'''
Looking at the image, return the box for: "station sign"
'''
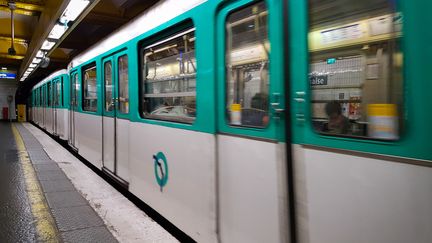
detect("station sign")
[0,72,16,79]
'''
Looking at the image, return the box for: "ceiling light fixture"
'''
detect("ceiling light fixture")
[60,0,90,24]
[21,0,93,81]
[32,58,41,64]
[41,40,56,50]
[49,23,68,39]
[36,50,44,58]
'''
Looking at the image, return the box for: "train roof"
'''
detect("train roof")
[70,0,206,69]
[32,69,68,90]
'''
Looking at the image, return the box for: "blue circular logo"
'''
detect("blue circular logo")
[153,152,168,191]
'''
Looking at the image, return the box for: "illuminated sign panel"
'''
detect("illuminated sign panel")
[0,72,16,79]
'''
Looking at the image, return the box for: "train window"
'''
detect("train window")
[308,0,403,140]
[72,73,79,108]
[225,1,270,128]
[54,81,59,106]
[42,86,45,107]
[61,77,64,106]
[104,61,113,112]
[82,65,97,112]
[118,55,129,114]
[47,82,52,107]
[140,28,196,123]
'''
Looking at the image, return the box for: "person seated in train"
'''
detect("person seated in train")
[241,92,269,127]
[324,101,350,134]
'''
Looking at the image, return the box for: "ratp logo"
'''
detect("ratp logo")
[153,152,168,192]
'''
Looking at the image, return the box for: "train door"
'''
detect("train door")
[69,72,78,149]
[102,51,129,184]
[216,1,289,243]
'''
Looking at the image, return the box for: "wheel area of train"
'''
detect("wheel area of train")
[0,121,177,242]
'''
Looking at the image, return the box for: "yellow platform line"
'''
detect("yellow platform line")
[11,123,60,243]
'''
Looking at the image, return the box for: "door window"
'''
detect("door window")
[104,61,113,112]
[225,1,270,128]
[83,65,98,112]
[61,77,64,106]
[71,73,79,108]
[308,0,403,140]
[55,81,61,106]
[118,55,129,114]
[47,82,52,107]
[57,80,61,106]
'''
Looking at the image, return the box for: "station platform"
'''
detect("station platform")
[0,121,177,242]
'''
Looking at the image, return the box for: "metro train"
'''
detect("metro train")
[28,0,432,242]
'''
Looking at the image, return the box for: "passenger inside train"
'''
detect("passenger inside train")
[323,101,350,134]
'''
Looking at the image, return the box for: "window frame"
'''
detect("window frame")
[216,0,284,141]
[47,81,52,107]
[71,72,79,109]
[103,60,114,113]
[224,0,271,129]
[81,63,98,113]
[60,76,64,107]
[286,0,430,162]
[117,54,129,114]
[43,85,46,107]
[139,26,198,124]
[305,0,404,141]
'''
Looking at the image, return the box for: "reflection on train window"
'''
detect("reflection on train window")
[47,82,52,107]
[104,61,113,112]
[308,0,403,140]
[118,55,129,114]
[226,1,270,128]
[141,28,196,123]
[83,65,97,112]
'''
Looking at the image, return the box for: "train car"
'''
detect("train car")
[30,69,69,140]
[29,0,432,242]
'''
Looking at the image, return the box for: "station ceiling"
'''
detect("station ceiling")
[0,0,159,101]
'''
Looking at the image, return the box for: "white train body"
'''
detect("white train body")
[29,0,432,242]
